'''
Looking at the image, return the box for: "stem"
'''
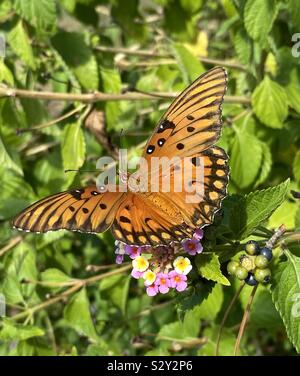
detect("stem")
[94,46,247,71]
[283,231,300,244]
[215,282,245,356]
[86,262,129,272]
[265,224,286,249]
[11,264,131,321]
[234,285,258,356]
[24,141,59,157]
[0,236,22,257]
[16,105,86,134]
[0,86,251,105]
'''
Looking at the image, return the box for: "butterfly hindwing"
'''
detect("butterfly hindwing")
[111,193,193,246]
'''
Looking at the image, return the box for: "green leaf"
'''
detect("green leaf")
[250,289,283,329]
[64,288,98,341]
[239,284,283,330]
[193,283,224,321]
[0,0,12,18]
[252,76,288,129]
[85,341,113,356]
[176,282,214,312]
[254,142,272,187]
[293,150,300,186]
[198,328,237,356]
[60,0,77,13]
[100,69,122,131]
[0,319,44,341]
[7,20,36,69]
[100,274,124,291]
[52,32,99,90]
[288,0,300,30]
[61,122,86,187]
[244,0,278,43]
[0,61,14,85]
[196,253,230,286]
[271,249,300,353]
[269,200,298,230]
[231,179,290,239]
[172,43,204,84]
[100,275,130,315]
[180,0,202,14]
[157,313,200,343]
[230,129,263,189]
[234,29,252,65]
[1,275,24,304]
[40,268,75,286]
[0,134,23,176]
[285,70,300,114]
[14,0,56,33]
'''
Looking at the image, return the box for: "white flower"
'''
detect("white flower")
[132,256,149,272]
[143,270,157,286]
[173,256,192,275]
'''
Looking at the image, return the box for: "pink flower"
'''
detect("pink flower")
[125,245,141,259]
[169,270,187,292]
[115,254,124,264]
[146,283,158,296]
[182,238,203,256]
[131,269,143,279]
[154,272,171,294]
[193,228,204,241]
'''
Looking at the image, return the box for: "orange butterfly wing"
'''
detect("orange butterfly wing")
[12,186,125,234]
[13,67,229,247]
[134,67,229,244]
[166,146,229,229]
[111,192,193,246]
[142,66,227,159]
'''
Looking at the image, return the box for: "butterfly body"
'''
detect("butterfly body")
[13,67,229,247]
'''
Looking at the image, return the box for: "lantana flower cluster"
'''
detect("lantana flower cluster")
[115,228,204,296]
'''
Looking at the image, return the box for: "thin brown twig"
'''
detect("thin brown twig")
[86,262,130,272]
[11,264,132,321]
[215,282,245,356]
[234,284,258,356]
[0,236,22,257]
[24,141,59,156]
[16,105,86,134]
[0,85,251,105]
[94,46,247,71]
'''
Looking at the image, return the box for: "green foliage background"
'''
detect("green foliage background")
[0,0,300,356]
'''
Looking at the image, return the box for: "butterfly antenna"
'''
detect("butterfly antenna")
[234,285,258,356]
[64,169,99,173]
[119,128,125,148]
[118,128,127,178]
[215,282,245,356]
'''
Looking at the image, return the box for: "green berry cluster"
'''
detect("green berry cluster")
[227,241,273,286]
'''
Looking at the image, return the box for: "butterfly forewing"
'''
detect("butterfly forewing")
[142,67,227,159]
[12,186,125,234]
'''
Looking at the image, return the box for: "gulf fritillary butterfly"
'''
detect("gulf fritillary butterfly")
[12,67,229,247]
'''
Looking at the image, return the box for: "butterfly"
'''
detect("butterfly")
[12,67,229,247]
